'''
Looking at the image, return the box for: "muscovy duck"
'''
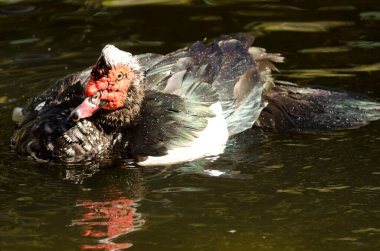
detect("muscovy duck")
[11,34,380,165]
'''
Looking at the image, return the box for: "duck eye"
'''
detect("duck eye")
[117,72,124,81]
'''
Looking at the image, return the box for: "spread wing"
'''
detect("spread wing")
[139,34,280,136]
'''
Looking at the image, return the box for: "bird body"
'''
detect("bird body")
[11,34,380,165]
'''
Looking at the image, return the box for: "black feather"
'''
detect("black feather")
[256,82,380,132]
[127,90,216,157]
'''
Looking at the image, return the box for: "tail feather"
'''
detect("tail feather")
[224,44,284,136]
[223,68,267,136]
[256,82,380,132]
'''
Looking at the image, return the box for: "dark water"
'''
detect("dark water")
[1,0,380,250]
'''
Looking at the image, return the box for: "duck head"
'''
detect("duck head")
[70,45,144,129]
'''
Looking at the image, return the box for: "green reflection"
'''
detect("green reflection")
[248,21,352,33]
[101,0,191,7]
[284,63,380,79]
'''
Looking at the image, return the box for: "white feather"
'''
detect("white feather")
[101,45,141,72]
[138,102,229,166]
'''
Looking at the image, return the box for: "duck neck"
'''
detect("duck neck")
[91,83,145,132]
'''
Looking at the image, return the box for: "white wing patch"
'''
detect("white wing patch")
[138,102,229,166]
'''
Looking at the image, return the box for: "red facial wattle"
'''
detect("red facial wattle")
[69,65,135,121]
[85,65,134,110]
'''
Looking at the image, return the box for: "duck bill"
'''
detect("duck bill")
[69,97,100,121]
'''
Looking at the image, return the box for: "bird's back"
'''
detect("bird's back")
[138,34,283,136]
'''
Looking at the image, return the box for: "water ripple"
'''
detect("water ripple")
[0,5,36,14]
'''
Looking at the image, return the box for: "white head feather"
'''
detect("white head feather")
[98,44,143,86]
[100,44,141,72]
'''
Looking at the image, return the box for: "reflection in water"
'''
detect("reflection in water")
[72,196,144,250]
[283,62,380,79]
[101,0,191,7]
[246,21,352,33]
[69,167,145,250]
